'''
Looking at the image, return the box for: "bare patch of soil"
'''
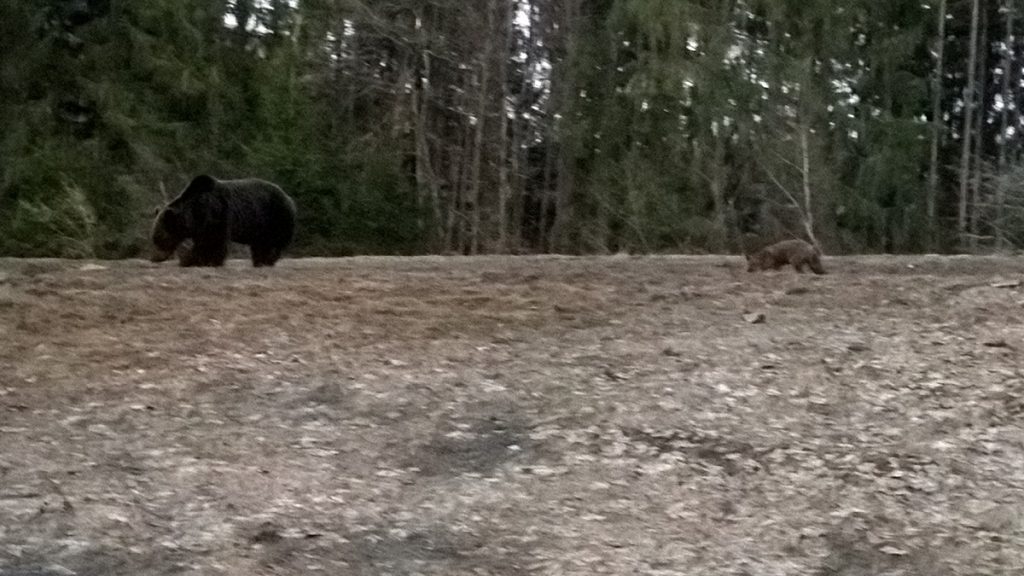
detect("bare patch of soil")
[2,255,1024,575]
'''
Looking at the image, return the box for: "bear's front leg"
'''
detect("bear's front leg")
[176,244,202,267]
[190,227,230,267]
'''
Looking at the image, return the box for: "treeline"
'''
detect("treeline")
[2,0,1024,257]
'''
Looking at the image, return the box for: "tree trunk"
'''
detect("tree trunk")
[456,119,475,254]
[413,42,444,249]
[800,121,819,248]
[496,0,514,252]
[996,0,1015,249]
[549,0,580,253]
[958,0,981,249]
[445,138,463,253]
[539,125,556,252]
[469,0,496,255]
[927,0,947,250]
[710,129,728,252]
[511,1,536,253]
[552,144,576,253]
[969,0,989,250]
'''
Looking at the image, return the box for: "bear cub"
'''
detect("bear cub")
[151,175,296,267]
[746,239,826,275]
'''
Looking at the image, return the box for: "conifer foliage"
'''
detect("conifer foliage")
[1,0,1021,256]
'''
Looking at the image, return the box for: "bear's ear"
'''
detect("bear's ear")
[152,207,161,217]
[181,174,217,199]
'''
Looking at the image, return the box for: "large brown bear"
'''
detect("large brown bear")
[151,175,296,267]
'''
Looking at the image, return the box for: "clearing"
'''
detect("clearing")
[1,255,1024,575]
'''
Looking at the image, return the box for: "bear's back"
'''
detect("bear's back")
[217,179,295,246]
[772,239,815,256]
[748,239,820,271]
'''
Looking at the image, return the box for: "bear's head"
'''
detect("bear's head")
[150,175,217,262]
[150,206,187,262]
[745,250,773,272]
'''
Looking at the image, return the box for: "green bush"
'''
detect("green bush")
[4,182,98,258]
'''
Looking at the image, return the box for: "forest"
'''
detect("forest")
[2,0,1023,258]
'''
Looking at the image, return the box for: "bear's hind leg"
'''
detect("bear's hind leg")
[251,245,282,267]
[266,247,282,266]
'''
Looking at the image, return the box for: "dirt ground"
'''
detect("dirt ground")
[2,255,1024,576]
